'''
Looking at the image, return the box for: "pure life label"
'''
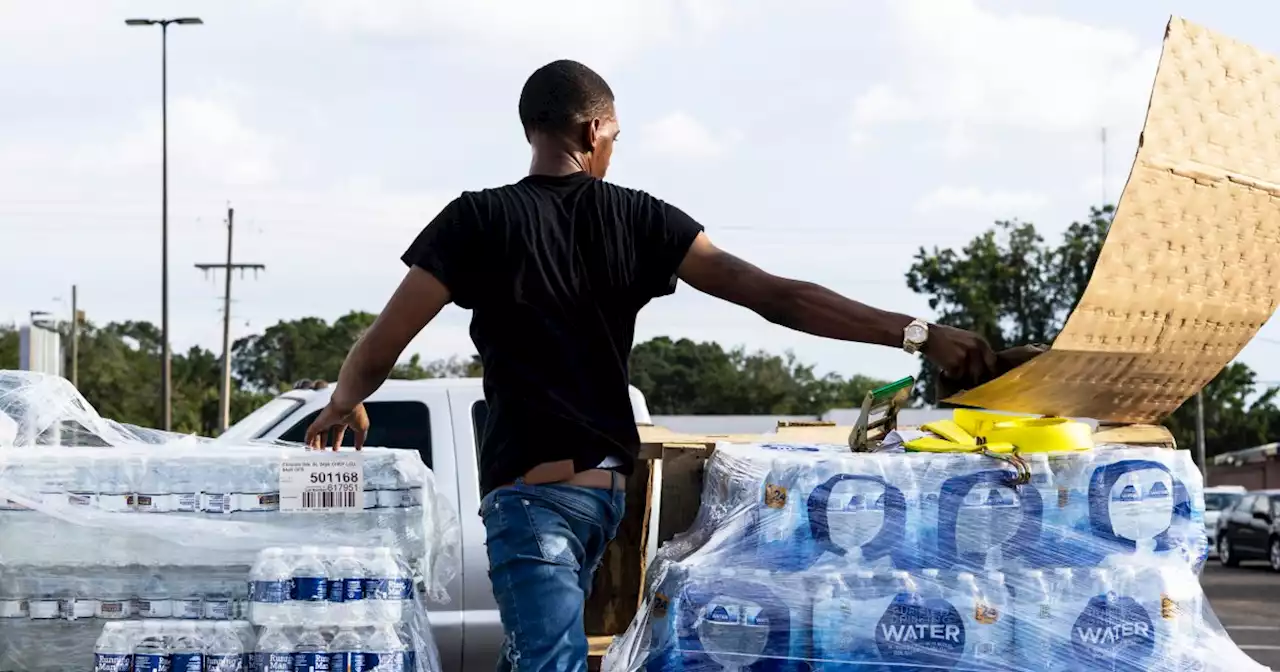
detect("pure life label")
[279,454,364,512]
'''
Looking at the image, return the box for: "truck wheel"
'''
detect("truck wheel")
[1270,538,1280,573]
[1220,537,1240,567]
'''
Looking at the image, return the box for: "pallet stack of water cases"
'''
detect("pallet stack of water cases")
[606,440,1267,672]
[0,372,459,672]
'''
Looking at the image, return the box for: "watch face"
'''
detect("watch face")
[906,324,928,343]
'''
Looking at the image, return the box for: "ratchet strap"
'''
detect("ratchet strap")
[902,409,1095,485]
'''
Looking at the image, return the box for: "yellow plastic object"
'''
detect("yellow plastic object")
[907,412,1094,454]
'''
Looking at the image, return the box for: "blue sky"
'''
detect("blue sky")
[3,0,1280,387]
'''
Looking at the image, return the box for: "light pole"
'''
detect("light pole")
[125,17,203,431]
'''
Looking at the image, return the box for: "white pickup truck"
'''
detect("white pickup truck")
[220,378,654,672]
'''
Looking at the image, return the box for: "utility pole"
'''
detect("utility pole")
[195,206,264,433]
[70,285,80,387]
[1195,390,1208,482]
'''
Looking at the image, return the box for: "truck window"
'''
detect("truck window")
[471,400,489,464]
[278,401,433,469]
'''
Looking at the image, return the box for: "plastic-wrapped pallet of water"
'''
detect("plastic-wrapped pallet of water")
[0,371,458,672]
[605,440,1267,671]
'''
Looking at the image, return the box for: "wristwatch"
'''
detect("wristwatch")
[903,319,930,355]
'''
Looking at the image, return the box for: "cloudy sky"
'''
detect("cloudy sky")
[4,0,1280,387]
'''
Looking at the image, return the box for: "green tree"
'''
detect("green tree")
[391,353,483,379]
[0,324,17,369]
[906,204,1277,457]
[629,336,886,415]
[232,312,377,392]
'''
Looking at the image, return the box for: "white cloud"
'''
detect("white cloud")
[851,0,1159,150]
[639,111,734,159]
[302,0,732,67]
[915,186,1048,215]
[73,95,279,187]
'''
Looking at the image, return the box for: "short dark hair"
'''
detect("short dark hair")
[519,60,615,137]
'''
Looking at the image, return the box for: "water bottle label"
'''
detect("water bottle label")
[135,598,174,618]
[293,652,331,672]
[875,596,966,668]
[251,580,290,604]
[69,491,98,507]
[202,492,232,514]
[172,653,204,672]
[98,494,135,512]
[136,493,174,513]
[365,578,412,600]
[376,488,414,509]
[404,651,415,671]
[174,492,199,512]
[207,654,245,672]
[174,598,204,619]
[292,577,328,602]
[96,599,129,619]
[133,653,172,672]
[94,653,134,672]
[344,578,365,602]
[0,599,29,618]
[239,492,281,512]
[256,653,293,672]
[1070,594,1155,667]
[204,598,232,620]
[29,599,60,619]
[362,653,404,672]
[61,597,99,620]
[329,652,364,672]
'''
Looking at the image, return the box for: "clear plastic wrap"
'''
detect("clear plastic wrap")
[606,441,1268,671]
[0,371,460,671]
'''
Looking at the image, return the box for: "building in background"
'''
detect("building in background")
[19,322,61,377]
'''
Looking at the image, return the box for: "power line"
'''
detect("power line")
[194,205,265,433]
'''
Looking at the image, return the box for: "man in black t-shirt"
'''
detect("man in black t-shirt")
[305,60,1001,671]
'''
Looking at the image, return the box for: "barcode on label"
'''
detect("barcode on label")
[302,491,357,509]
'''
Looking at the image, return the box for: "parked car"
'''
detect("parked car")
[220,378,655,672]
[1215,489,1280,572]
[1204,485,1247,557]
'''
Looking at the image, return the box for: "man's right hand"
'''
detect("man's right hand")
[921,324,998,388]
[303,401,370,451]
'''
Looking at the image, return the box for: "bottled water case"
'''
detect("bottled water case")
[0,372,459,672]
[605,441,1267,672]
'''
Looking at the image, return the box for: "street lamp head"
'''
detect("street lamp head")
[124,18,156,26]
[124,17,202,26]
[173,17,203,25]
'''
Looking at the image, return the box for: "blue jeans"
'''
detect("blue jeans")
[481,479,626,672]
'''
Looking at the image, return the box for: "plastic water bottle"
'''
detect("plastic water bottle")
[204,579,234,621]
[172,586,203,621]
[236,454,281,515]
[328,546,366,626]
[135,571,173,619]
[132,620,170,672]
[135,460,172,513]
[328,627,365,672]
[96,455,135,514]
[811,569,882,667]
[169,621,205,672]
[365,548,412,623]
[96,576,132,620]
[293,627,331,672]
[93,621,134,672]
[250,548,292,626]
[1011,570,1063,672]
[254,627,295,672]
[365,624,408,672]
[205,621,247,672]
[169,457,200,513]
[291,546,330,622]
[201,461,235,515]
[981,571,1013,667]
[396,622,417,672]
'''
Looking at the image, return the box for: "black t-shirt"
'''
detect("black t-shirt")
[401,172,704,494]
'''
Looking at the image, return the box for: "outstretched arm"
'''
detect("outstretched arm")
[305,267,450,450]
[331,267,451,411]
[676,232,996,383]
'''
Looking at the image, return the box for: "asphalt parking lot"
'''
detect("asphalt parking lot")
[1203,561,1280,670]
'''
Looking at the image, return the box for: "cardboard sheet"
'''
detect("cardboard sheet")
[947,17,1280,423]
